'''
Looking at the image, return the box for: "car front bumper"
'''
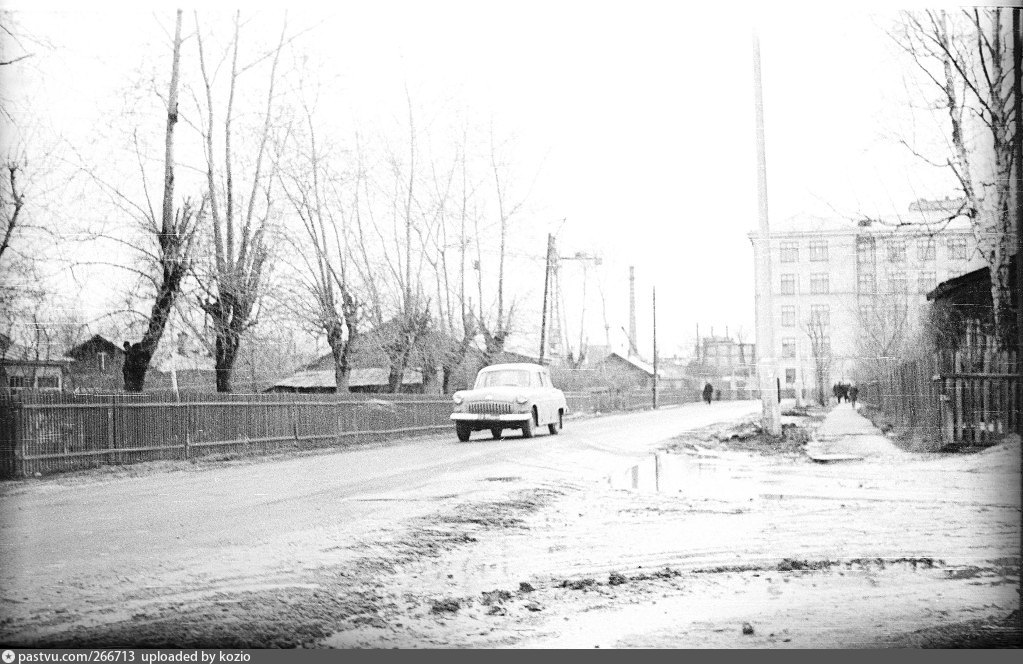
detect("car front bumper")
[450,413,531,422]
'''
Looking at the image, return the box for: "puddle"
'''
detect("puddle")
[607,452,759,501]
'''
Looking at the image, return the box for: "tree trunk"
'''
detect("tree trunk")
[326,319,351,393]
[214,330,240,393]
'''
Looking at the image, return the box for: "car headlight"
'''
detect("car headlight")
[515,395,528,405]
[453,394,464,405]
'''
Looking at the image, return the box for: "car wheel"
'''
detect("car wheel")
[522,408,536,438]
[548,410,563,435]
[491,427,503,440]
[456,422,471,442]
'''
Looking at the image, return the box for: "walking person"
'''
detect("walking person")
[702,382,714,405]
[848,384,859,409]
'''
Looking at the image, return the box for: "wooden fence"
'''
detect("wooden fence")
[0,387,715,478]
[860,347,1020,448]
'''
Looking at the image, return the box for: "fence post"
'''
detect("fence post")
[107,395,116,467]
[182,401,190,460]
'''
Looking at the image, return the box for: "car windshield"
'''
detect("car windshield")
[476,370,531,388]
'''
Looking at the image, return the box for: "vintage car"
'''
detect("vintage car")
[450,363,568,441]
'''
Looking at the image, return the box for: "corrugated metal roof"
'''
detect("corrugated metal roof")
[273,367,424,390]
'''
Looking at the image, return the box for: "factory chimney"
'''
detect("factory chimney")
[629,266,637,357]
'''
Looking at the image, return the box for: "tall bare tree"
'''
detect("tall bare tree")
[195,11,288,392]
[121,10,205,392]
[476,126,533,364]
[804,310,833,406]
[278,99,361,392]
[892,8,1017,347]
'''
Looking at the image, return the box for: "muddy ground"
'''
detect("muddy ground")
[1,403,1019,648]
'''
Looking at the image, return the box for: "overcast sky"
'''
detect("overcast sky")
[2,0,962,359]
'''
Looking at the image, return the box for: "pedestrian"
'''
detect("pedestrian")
[848,384,859,409]
[832,383,841,404]
[702,382,714,405]
[839,382,849,404]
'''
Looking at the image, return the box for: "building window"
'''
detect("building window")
[887,239,907,263]
[779,241,798,263]
[918,271,936,294]
[917,237,935,261]
[781,305,796,327]
[811,336,832,355]
[36,375,59,390]
[809,304,830,327]
[947,236,968,260]
[781,338,796,358]
[857,237,876,265]
[785,368,796,384]
[810,273,829,294]
[809,240,828,262]
[889,271,907,293]
[857,272,876,293]
[859,302,874,320]
[780,274,796,295]
[7,375,27,389]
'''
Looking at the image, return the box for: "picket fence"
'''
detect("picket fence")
[861,344,1020,448]
[0,387,710,478]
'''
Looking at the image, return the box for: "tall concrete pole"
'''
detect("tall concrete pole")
[652,286,658,409]
[1013,8,1022,436]
[752,29,782,435]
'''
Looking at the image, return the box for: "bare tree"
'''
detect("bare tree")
[194,11,288,392]
[120,10,205,392]
[278,98,361,392]
[891,8,1017,347]
[476,127,534,364]
[0,161,23,267]
[852,291,915,394]
[804,310,832,406]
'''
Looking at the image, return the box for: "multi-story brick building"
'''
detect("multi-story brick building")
[748,198,989,397]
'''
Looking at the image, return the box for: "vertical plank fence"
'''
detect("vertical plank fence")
[860,323,1020,449]
[0,386,732,478]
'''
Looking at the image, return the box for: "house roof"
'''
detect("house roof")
[272,367,424,390]
[68,334,123,360]
[926,252,1017,304]
[303,318,472,373]
[0,335,74,366]
[601,351,664,377]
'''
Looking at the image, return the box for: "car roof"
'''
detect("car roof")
[480,363,547,372]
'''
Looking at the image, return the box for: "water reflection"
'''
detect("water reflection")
[608,451,758,501]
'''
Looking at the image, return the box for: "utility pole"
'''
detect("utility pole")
[1014,8,1022,436]
[752,28,782,436]
[557,250,601,365]
[539,233,554,364]
[652,286,658,409]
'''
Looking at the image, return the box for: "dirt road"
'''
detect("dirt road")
[0,401,755,645]
[1,401,1019,648]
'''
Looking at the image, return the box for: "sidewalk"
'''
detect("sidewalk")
[804,402,907,459]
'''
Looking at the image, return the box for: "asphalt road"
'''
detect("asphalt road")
[0,400,759,639]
